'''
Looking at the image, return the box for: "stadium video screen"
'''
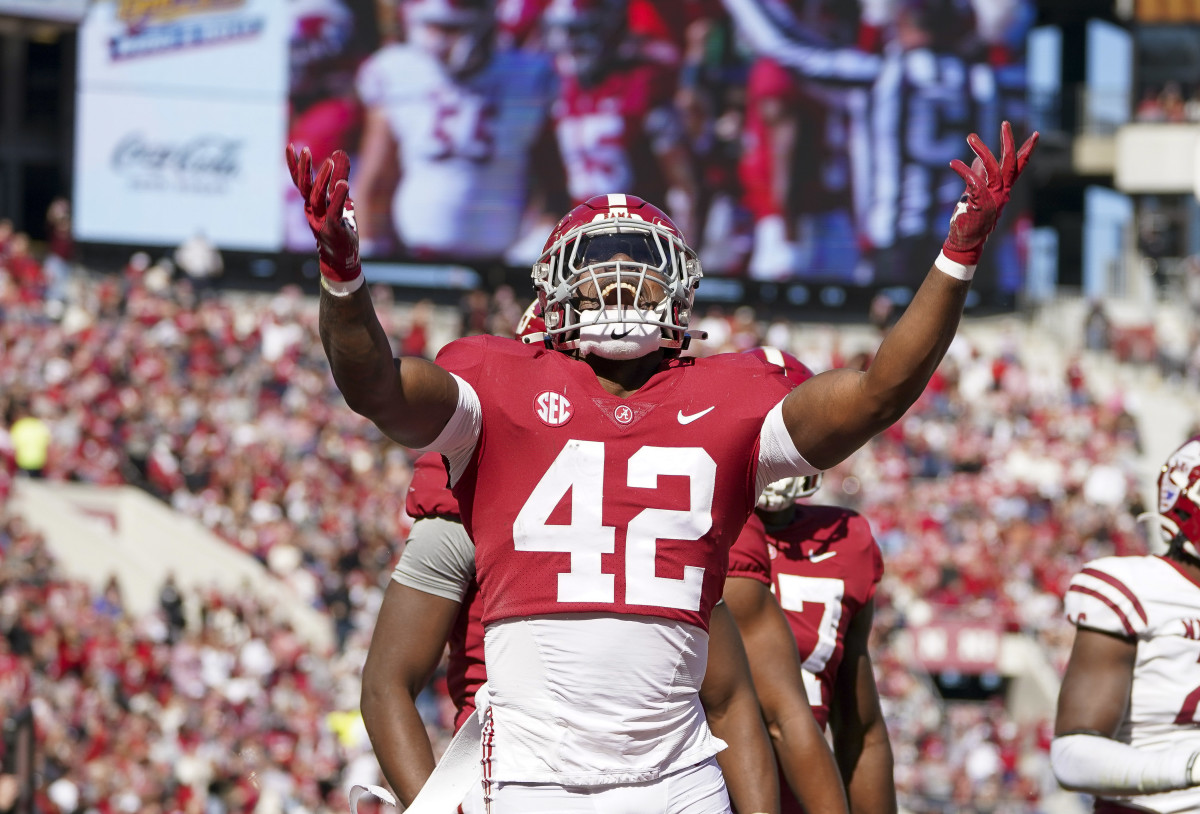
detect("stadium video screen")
[76,0,1035,293]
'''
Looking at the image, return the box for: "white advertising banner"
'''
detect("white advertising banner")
[0,0,88,21]
[74,89,287,250]
[78,0,288,98]
[76,0,290,249]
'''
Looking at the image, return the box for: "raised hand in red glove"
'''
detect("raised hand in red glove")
[285,144,362,293]
[938,121,1039,279]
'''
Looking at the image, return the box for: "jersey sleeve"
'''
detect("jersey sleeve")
[755,399,822,495]
[415,336,493,483]
[1064,558,1150,640]
[355,48,390,107]
[406,451,460,520]
[727,514,772,586]
[391,517,476,602]
[853,512,885,604]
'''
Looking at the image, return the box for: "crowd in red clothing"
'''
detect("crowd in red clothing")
[0,244,1169,811]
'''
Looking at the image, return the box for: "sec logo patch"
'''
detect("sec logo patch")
[534,391,573,427]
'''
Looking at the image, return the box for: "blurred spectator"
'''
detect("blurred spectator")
[1135,86,1166,122]
[1186,85,1200,122]
[1082,299,1111,352]
[1161,81,1187,122]
[173,230,224,298]
[42,197,73,306]
[44,197,72,263]
[3,234,44,305]
[8,403,50,479]
[159,572,187,643]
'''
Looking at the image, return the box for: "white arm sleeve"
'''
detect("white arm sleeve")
[412,373,481,486]
[721,0,881,82]
[1050,733,1200,795]
[391,517,477,602]
[756,399,822,496]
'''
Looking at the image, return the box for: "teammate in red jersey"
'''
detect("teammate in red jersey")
[1052,435,1200,813]
[288,119,1035,812]
[726,346,895,814]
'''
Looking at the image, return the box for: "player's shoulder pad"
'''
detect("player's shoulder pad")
[1065,555,1156,638]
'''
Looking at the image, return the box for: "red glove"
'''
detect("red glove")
[285,144,362,290]
[939,121,1039,277]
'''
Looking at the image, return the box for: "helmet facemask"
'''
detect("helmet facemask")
[757,474,823,513]
[533,215,702,357]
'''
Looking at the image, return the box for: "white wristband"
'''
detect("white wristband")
[934,251,976,281]
[320,273,365,297]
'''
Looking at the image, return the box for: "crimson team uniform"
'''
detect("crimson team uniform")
[1064,555,1200,814]
[728,505,883,813]
[419,334,812,799]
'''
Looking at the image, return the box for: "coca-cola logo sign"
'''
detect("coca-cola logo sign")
[111,134,242,192]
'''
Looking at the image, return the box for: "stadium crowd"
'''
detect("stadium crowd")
[0,227,1176,812]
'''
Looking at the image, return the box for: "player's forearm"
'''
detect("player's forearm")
[857,266,968,428]
[360,680,437,806]
[318,287,402,419]
[839,735,897,814]
[769,708,850,814]
[708,693,780,814]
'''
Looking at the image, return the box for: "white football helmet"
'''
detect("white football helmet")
[404,0,495,78]
[533,193,702,356]
[1141,435,1200,560]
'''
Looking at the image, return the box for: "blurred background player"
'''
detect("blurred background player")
[285,0,372,251]
[543,0,706,241]
[352,0,562,263]
[1052,434,1200,812]
[735,1,870,280]
[723,0,1002,286]
[862,0,999,286]
[725,346,896,814]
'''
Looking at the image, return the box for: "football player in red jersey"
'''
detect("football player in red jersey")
[287,119,1035,813]
[366,450,792,814]
[362,307,804,814]
[1052,435,1200,813]
[726,347,895,814]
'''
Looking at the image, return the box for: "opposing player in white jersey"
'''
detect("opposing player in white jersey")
[1053,435,1200,813]
[287,119,1036,812]
[352,0,560,261]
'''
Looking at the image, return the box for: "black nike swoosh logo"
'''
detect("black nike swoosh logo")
[612,328,633,339]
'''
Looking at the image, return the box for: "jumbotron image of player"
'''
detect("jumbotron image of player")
[286,119,1036,812]
[352,0,560,261]
[1053,434,1200,813]
[726,346,896,814]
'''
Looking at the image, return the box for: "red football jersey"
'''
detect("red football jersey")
[404,451,486,732]
[727,506,883,729]
[552,60,680,205]
[436,334,795,630]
